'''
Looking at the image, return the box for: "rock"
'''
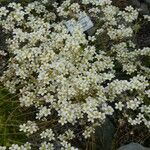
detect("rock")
[131,0,141,7]
[111,0,150,14]
[118,143,150,150]
[86,27,96,36]
[140,2,150,14]
[130,0,150,14]
[94,118,116,150]
[145,0,150,4]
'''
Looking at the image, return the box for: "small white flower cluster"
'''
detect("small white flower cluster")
[19,121,39,135]
[0,146,6,150]
[9,143,31,150]
[61,141,78,150]
[0,50,7,56]
[128,112,150,129]
[106,75,149,100]
[0,143,31,150]
[111,42,150,74]
[126,98,141,110]
[102,103,114,115]
[40,129,55,141]
[36,106,51,119]
[144,15,150,21]
[58,129,75,141]
[118,6,139,23]
[0,0,149,149]
[39,142,54,150]
[82,126,95,139]
[107,25,133,40]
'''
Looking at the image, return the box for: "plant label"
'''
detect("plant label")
[78,14,94,32]
[65,14,93,34]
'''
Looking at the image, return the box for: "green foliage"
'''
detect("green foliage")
[0,85,27,146]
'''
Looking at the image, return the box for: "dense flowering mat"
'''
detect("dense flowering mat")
[0,0,150,149]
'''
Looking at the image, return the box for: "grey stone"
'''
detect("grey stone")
[94,118,115,150]
[131,0,141,7]
[145,0,150,4]
[118,143,150,150]
[140,3,150,14]
[130,0,150,14]
[86,27,96,36]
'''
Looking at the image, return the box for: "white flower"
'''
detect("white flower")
[0,7,9,17]
[39,142,54,150]
[58,129,75,141]
[115,102,124,111]
[144,120,150,129]
[19,123,27,133]
[145,90,150,98]
[42,0,48,4]
[9,144,20,150]
[118,6,138,22]
[36,106,51,119]
[0,146,6,150]
[140,105,150,114]
[61,141,78,150]
[40,129,55,141]
[19,121,38,135]
[102,104,114,115]
[128,117,138,125]
[144,15,150,21]
[126,98,141,110]
[83,126,95,139]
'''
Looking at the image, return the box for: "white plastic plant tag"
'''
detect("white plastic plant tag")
[65,13,93,34]
[65,20,75,34]
[77,14,94,32]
